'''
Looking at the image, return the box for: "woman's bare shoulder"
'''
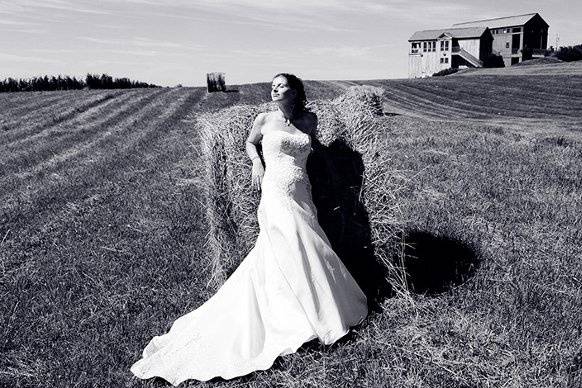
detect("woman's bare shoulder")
[249,112,271,141]
[254,111,269,124]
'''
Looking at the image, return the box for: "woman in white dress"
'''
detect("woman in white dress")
[130,73,368,386]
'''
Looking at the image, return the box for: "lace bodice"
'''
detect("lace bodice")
[261,130,312,195]
[262,130,311,167]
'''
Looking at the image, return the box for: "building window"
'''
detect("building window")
[423,42,427,52]
[506,42,510,48]
[440,41,449,51]
[512,27,522,33]
[445,57,449,64]
[411,42,420,54]
[430,41,436,52]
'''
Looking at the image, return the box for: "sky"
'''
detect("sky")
[0,0,580,86]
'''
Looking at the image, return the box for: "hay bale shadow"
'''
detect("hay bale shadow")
[308,137,391,311]
[401,230,480,295]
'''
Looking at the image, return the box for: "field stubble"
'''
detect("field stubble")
[1,67,582,387]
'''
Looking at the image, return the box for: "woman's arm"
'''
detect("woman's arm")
[246,113,266,191]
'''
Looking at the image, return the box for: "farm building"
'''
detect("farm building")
[453,13,549,66]
[408,27,493,78]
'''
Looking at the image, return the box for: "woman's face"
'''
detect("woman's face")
[271,76,297,103]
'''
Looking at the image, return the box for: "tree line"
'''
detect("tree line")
[0,74,160,93]
[534,44,582,62]
[551,44,582,62]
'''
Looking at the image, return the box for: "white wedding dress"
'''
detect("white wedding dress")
[130,129,368,385]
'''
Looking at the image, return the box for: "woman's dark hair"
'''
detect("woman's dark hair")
[273,73,307,110]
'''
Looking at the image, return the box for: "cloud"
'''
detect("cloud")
[0,0,111,18]
[76,36,205,50]
[0,28,46,35]
[29,48,77,53]
[109,0,472,33]
[0,19,39,26]
[0,52,64,64]
[141,9,353,32]
[308,43,399,59]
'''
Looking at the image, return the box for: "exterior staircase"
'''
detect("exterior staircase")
[452,46,484,67]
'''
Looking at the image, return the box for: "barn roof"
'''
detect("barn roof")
[452,13,547,29]
[408,27,489,41]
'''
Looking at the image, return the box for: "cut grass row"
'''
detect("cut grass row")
[0,90,129,145]
[1,90,141,155]
[1,89,202,233]
[0,89,166,180]
[371,75,582,120]
[0,91,71,117]
[391,79,580,118]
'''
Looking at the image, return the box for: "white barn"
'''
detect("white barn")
[453,13,549,66]
[408,27,493,78]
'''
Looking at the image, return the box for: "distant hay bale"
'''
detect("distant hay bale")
[198,86,406,299]
[206,72,226,93]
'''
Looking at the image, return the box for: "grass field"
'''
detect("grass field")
[1,62,582,387]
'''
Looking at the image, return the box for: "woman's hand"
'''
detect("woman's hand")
[251,158,265,191]
[246,113,266,191]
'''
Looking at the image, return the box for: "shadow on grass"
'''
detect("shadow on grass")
[401,230,481,295]
[308,138,391,312]
[308,138,480,304]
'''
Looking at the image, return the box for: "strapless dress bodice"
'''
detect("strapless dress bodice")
[261,130,312,196]
[261,129,311,167]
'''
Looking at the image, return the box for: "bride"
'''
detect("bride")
[130,73,368,385]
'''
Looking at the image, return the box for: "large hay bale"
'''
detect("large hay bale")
[198,86,405,302]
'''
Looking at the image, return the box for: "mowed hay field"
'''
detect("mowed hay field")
[1,62,582,387]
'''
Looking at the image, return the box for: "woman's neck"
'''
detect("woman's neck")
[277,101,300,122]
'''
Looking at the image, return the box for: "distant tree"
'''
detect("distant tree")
[86,74,100,89]
[554,44,582,62]
[1,78,19,92]
[18,79,29,92]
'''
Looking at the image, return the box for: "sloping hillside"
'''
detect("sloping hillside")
[454,60,582,76]
[370,74,582,126]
